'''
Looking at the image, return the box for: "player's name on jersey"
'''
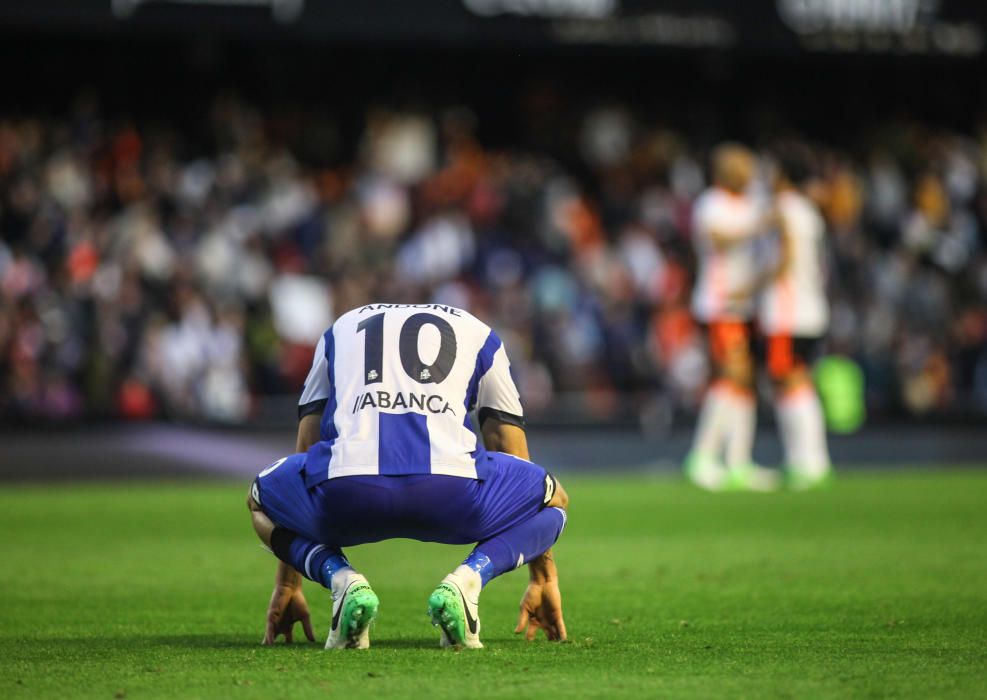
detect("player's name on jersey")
[357,303,463,316]
[351,390,458,416]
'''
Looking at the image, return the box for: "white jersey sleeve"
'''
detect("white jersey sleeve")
[298,333,330,419]
[476,337,525,428]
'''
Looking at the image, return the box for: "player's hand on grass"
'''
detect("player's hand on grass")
[515,578,567,642]
[263,581,316,645]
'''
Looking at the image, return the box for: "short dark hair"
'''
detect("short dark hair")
[774,147,813,186]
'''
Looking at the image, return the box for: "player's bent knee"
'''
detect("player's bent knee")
[246,483,275,547]
[251,509,275,548]
[548,479,569,510]
[246,482,263,511]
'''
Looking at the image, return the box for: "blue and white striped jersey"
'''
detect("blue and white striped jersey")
[298,304,524,485]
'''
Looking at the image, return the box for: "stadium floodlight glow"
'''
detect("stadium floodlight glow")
[775,0,984,55]
[463,0,616,20]
[111,0,304,24]
[777,0,933,34]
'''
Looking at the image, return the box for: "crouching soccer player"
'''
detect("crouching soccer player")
[247,303,569,649]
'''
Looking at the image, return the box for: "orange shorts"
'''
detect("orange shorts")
[702,320,753,367]
[760,334,823,380]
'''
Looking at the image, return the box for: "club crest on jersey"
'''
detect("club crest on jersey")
[351,390,457,416]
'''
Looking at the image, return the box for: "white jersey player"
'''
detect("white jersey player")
[759,191,829,341]
[758,156,832,489]
[685,143,778,492]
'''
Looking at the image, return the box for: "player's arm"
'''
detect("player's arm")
[256,331,331,645]
[515,457,570,642]
[771,208,795,281]
[248,488,315,644]
[708,216,767,251]
[296,414,321,453]
[515,469,569,642]
[515,547,567,642]
[296,332,331,452]
[706,202,773,252]
[475,334,568,641]
[516,477,569,642]
[263,560,316,645]
[475,334,528,459]
[731,205,792,303]
[709,227,753,252]
[723,202,785,303]
[473,333,569,517]
[480,419,529,460]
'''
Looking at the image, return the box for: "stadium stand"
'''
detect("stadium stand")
[2,96,986,425]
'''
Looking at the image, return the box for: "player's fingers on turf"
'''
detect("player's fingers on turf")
[546,610,565,640]
[543,620,556,640]
[302,614,315,642]
[525,619,540,641]
[266,615,283,643]
[514,609,530,634]
[556,616,567,642]
[542,615,563,641]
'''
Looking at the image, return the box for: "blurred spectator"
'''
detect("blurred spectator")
[1,97,986,424]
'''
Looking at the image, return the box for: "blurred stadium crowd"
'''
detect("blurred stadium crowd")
[2,97,987,424]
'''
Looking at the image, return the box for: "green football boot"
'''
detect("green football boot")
[326,573,379,649]
[428,573,483,649]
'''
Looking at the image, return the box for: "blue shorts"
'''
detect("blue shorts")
[253,452,555,548]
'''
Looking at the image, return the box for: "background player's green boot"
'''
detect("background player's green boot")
[726,462,782,492]
[787,467,833,492]
[684,451,729,492]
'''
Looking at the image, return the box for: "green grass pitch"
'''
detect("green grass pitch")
[1,470,986,699]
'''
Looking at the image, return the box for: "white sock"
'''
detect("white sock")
[452,565,483,598]
[776,384,830,477]
[691,381,734,460]
[775,393,799,468]
[329,566,357,595]
[724,388,756,469]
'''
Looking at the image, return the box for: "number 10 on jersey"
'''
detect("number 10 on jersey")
[357,312,458,386]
